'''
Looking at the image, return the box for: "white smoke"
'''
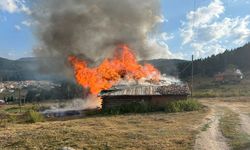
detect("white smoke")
[114,74,181,87]
[42,96,101,116]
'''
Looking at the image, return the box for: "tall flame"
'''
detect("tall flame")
[68,44,160,94]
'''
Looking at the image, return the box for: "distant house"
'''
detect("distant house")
[100,84,190,110]
[214,68,243,83]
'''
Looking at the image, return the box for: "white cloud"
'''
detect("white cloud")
[180,0,250,58]
[187,0,224,27]
[155,15,168,24]
[7,52,14,57]
[193,16,250,44]
[191,43,225,58]
[147,38,183,59]
[21,20,38,27]
[21,20,31,26]
[181,0,224,44]
[232,16,250,45]
[0,0,31,14]
[14,24,21,31]
[161,32,174,41]
[0,0,18,13]
[147,33,183,59]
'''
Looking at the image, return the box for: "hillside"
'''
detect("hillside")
[0,57,56,81]
[0,57,185,81]
[178,43,250,78]
[142,59,186,76]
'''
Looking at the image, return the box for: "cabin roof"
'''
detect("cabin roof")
[100,84,190,96]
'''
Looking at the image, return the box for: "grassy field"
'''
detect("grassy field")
[1,98,250,149]
[192,72,250,98]
[0,103,208,150]
[1,74,250,149]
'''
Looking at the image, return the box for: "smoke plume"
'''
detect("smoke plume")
[32,0,164,62]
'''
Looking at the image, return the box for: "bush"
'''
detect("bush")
[164,99,202,113]
[26,110,44,123]
[102,99,202,115]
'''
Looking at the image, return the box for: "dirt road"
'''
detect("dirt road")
[194,97,250,150]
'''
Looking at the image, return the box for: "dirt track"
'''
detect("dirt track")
[194,97,250,150]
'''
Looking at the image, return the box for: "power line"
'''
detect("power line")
[178,62,192,74]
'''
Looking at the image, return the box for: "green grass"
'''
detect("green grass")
[191,73,250,98]
[4,105,41,113]
[25,110,45,123]
[193,87,250,98]
[102,99,202,115]
[0,104,48,124]
[201,122,211,132]
[219,109,250,150]
[164,99,202,113]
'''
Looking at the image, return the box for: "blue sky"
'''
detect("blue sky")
[0,0,250,60]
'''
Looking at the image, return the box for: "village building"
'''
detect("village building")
[214,68,243,83]
[100,84,190,109]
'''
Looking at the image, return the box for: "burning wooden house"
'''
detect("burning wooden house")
[69,44,190,110]
[100,84,190,109]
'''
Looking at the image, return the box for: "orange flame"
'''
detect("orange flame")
[68,44,160,94]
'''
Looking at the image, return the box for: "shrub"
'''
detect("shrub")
[26,110,44,123]
[164,99,202,113]
[102,99,202,115]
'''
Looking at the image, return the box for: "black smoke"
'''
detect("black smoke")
[33,0,164,61]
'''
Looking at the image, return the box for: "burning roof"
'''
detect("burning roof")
[68,45,160,94]
[68,43,188,99]
[100,84,190,96]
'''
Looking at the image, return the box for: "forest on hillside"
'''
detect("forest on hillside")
[178,43,250,79]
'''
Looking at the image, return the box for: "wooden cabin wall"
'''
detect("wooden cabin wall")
[102,95,188,110]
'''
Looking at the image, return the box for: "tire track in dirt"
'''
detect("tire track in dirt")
[224,103,250,135]
[195,98,250,150]
[239,113,250,135]
[194,105,230,150]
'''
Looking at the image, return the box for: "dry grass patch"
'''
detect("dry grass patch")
[219,109,250,150]
[0,110,207,150]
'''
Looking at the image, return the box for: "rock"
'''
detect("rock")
[61,147,76,150]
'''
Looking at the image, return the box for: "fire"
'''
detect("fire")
[68,44,160,94]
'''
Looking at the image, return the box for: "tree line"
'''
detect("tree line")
[178,43,250,79]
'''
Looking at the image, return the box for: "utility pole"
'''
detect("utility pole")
[191,55,194,98]
[18,88,21,113]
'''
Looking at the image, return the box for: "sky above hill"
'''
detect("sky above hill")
[0,0,249,60]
